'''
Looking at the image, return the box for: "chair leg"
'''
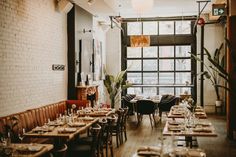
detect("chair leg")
[152,114,156,126]
[149,115,153,128]
[124,127,127,141]
[109,143,114,157]
[116,130,119,147]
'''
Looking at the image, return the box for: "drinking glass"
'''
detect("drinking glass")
[18,128,25,143]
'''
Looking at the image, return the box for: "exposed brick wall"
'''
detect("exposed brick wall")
[0,0,68,116]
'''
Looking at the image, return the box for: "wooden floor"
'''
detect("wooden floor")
[113,114,236,157]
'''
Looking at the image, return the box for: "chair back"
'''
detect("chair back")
[158,95,178,111]
[136,100,156,114]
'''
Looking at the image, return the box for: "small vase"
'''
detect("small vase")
[216,100,222,107]
[110,97,115,108]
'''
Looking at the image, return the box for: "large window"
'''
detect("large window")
[122,18,196,96]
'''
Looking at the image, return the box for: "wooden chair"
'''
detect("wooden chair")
[69,123,101,157]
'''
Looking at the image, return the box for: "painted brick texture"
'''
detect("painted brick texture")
[0,0,68,116]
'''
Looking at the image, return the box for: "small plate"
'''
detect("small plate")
[28,145,43,152]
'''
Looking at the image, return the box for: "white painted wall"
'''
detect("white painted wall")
[196,23,225,113]
[92,17,109,105]
[0,0,67,117]
[105,27,121,108]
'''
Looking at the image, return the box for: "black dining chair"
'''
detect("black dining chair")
[158,94,179,120]
[69,123,101,157]
[136,100,158,128]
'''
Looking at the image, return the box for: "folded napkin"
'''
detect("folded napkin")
[193,127,212,133]
[188,149,206,157]
[172,111,184,115]
[137,146,161,156]
[196,122,211,127]
[32,126,54,132]
[48,121,64,126]
[168,126,183,131]
[57,127,76,133]
[194,112,205,115]
[68,122,86,127]
[168,120,181,125]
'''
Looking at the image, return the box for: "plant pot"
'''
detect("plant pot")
[216,100,222,107]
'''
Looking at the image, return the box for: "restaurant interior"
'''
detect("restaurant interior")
[0,0,236,157]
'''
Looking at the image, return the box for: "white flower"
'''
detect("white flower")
[72,104,76,109]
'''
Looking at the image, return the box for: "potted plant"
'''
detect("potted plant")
[189,42,229,106]
[103,69,132,108]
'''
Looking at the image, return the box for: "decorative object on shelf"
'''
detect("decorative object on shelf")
[104,69,132,108]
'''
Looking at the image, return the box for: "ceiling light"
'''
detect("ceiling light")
[88,0,95,5]
[131,0,154,14]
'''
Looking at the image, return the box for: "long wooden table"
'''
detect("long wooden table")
[24,117,99,141]
[162,118,217,137]
[2,143,53,157]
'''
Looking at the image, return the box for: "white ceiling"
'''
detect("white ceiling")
[73,0,217,18]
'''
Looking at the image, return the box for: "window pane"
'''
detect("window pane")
[159,73,174,84]
[176,87,191,96]
[159,59,174,71]
[143,60,157,71]
[176,59,191,71]
[127,22,142,35]
[127,87,142,95]
[176,21,191,34]
[127,60,141,71]
[143,47,157,57]
[143,73,158,84]
[176,72,191,84]
[127,73,142,84]
[176,45,191,57]
[159,21,174,35]
[127,47,141,58]
[143,87,157,95]
[143,22,158,35]
[159,88,174,95]
[159,46,174,57]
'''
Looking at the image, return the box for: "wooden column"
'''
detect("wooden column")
[227,15,236,140]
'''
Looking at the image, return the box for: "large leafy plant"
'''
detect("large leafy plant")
[189,42,229,101]
[103,70,132,108]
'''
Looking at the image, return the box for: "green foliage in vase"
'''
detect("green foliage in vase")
[189,41,229,101]
[104,69,132,108]
[0,116,20,143]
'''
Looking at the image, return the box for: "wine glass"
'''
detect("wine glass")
[18,128,25,143]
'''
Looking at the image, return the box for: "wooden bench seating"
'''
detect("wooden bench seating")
[0,101,67,143]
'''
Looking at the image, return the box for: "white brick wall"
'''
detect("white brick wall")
[0,0,68,116]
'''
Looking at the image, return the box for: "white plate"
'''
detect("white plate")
[64,128,77,132]
[83,117,94,121]
[28,145,43,152]
[68,122,86,127]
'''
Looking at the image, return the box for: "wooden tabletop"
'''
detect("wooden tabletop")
[10,143,53,157]
[24,118,99,140]
[162,118,217,137]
